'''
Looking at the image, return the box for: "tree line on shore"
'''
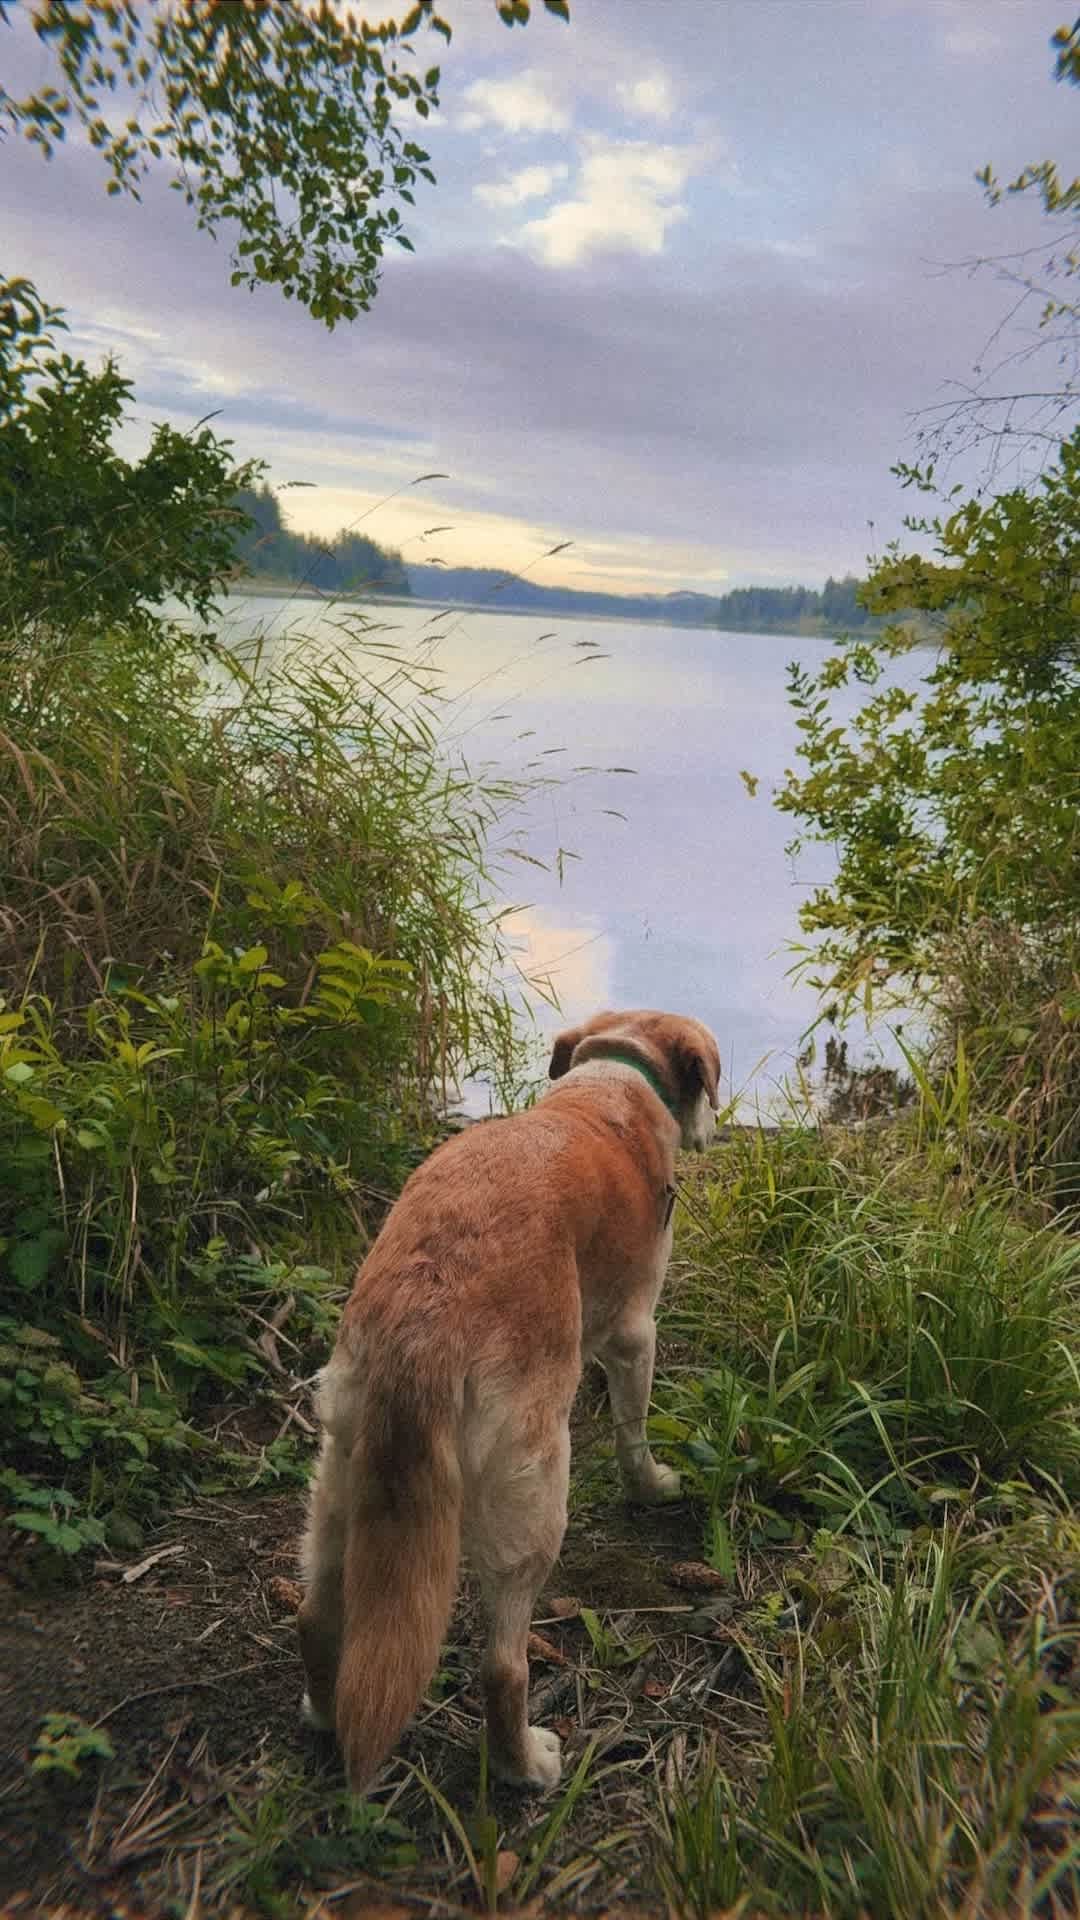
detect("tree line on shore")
[232,484,410,595]
[233,483,874,633]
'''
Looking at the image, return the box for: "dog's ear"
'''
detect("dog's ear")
[676,1028,721,1110]
[548,1024,583,1080]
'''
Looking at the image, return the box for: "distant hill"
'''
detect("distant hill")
[232,485,409,596]
[405,564,718,623]
[405,565,875,634]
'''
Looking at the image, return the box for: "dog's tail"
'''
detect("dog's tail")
[334,1355,463,1793]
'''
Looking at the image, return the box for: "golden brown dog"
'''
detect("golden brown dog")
[297,1008,720,1793]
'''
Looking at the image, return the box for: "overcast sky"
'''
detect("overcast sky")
[4,0,1078,593]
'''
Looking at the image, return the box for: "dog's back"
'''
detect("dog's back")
[298,1010,720,1793]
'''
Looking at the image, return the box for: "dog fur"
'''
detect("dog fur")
[297,1008,721,1793]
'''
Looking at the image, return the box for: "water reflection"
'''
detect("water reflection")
[203,591,897,1113]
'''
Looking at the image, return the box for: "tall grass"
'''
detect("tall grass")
[0,617,538,1546]
[657,1524,1080,1918]
[653,1125,1080,1916]
[660,1127,1080,1545]
[932,919,1080,1207]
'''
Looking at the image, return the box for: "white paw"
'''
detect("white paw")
[628,1460,682,1504]
[300,1690,335,1733]
[494,1724,563,1791]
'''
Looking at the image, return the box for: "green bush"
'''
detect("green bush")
[777,432,1080,1189]
[0,623,532,1546]
[1,278,256,635]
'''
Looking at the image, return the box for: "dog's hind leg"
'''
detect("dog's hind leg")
[297,1433,348,1731]
[595,1315,681,1504]
[470,1422,570,1791]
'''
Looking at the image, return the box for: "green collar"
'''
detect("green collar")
[598,1049,680,1119]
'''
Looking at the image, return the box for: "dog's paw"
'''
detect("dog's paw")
[493,1725,563,1792]
[628,1460,682,1504]
[300,1690,335,1733]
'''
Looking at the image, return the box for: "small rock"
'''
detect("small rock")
[667,1560,729,1591]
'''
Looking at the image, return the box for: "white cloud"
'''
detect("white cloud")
[459,72,570,134]
[617,71,676,122]
[519,138,697,268]
[474,163,569,211]
[498,907,615,1028]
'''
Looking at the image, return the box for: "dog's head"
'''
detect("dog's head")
[548,1009,721,1151]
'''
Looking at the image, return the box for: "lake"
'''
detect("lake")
[213,592,888,1116]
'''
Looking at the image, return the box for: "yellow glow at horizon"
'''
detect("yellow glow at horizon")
[280,484,732,599]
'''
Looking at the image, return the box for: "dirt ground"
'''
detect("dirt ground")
[0,1371,764,1919]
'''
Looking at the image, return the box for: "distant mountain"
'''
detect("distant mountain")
[406,565,731,626]
[405,565,875,635]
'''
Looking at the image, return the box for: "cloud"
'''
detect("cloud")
[459,72,570,134]
[474,163,569,210]
[519,138,697,267]
[617,71,676,122]
[5,0,1072,596]
[497,907,615,1028]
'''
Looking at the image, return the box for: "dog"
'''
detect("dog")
[297,1008,720,1793]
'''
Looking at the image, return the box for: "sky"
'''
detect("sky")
[4,0,1079,594]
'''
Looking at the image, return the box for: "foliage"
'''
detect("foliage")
[233,483,408,595]
[660,1128,1080,1551]
[657,1526,1080,1919]
[0,615,534,1543]
[0,0,570,328]
[979,19,1080,221]
[1,277,258,635]
[652,1125,1080,1918]
[776,433,1080,1185]
[30,1711,115,1779]
[1,1466,108,1555]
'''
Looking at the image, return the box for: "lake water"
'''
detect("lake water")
[213,592,890,1116]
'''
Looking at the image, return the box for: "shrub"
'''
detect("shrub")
[777,433,1080,1189]
[0,622,533,1544]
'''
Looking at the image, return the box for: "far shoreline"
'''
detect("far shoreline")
[225,576,870,642]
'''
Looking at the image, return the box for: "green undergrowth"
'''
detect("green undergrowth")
[0,620,536,1561]
[652,1124,1080,1917]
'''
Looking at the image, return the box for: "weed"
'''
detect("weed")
[212,1767,415,1917]
[30,1712,115,1780]
[579,1606,653,1673]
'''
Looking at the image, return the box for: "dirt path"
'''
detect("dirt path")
[1,1372,758,1917]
